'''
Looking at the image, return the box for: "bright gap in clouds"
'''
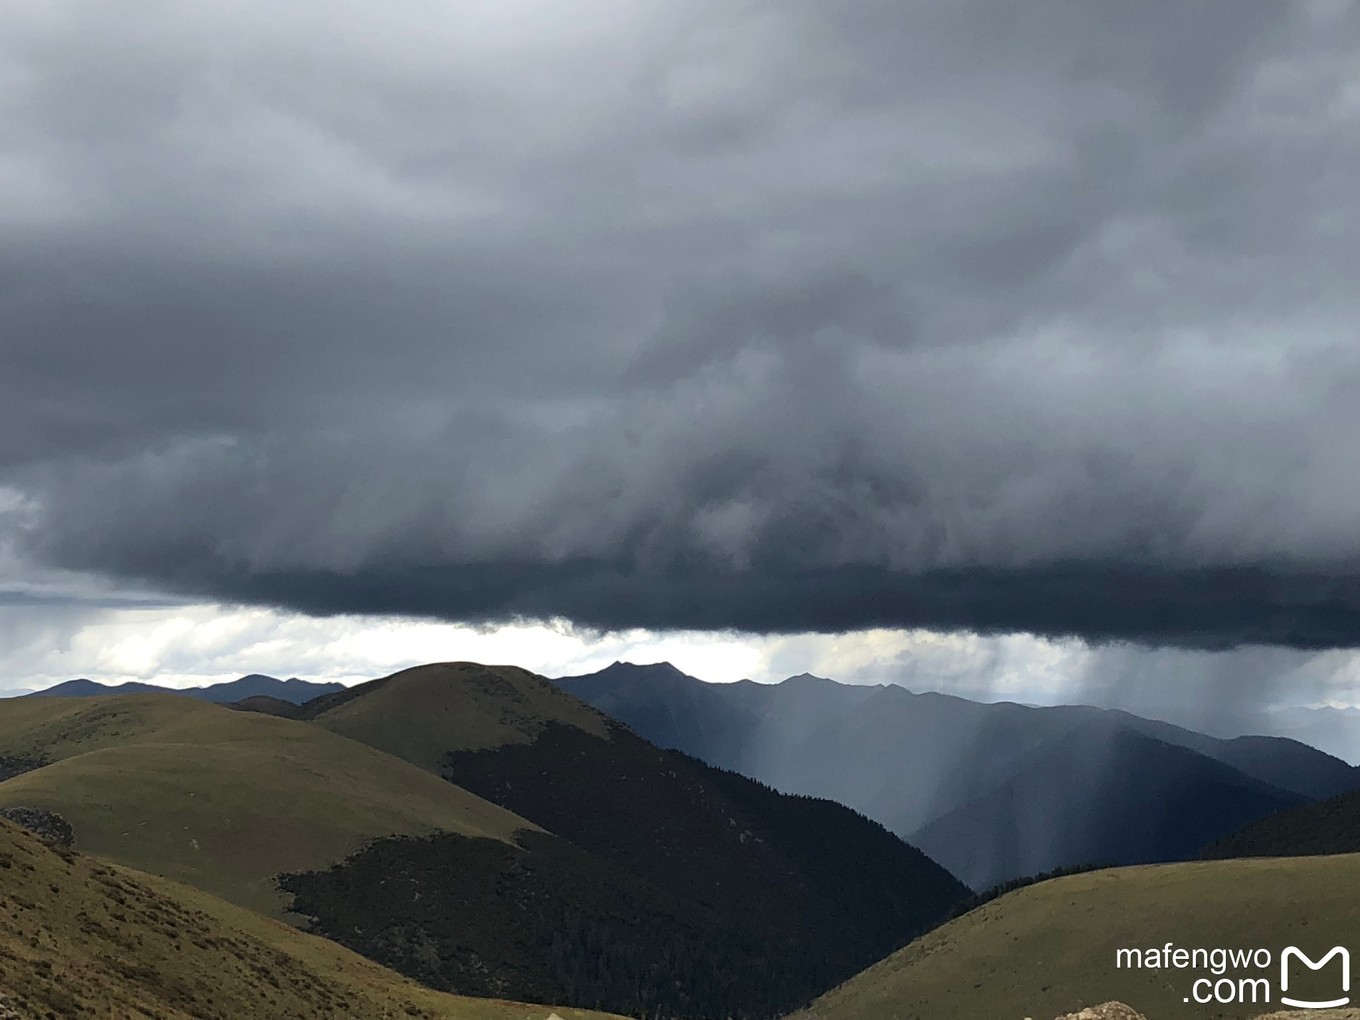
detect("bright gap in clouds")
[9,602,1360,757]
[0,602,766,692]
[5,602,1360,723]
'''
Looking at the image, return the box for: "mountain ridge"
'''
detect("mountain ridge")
[555,662,1356,888]
[284,661,969,1019]
[27,673,346,705]
[0,660,970,1020]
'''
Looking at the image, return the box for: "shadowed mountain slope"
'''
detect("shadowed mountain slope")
[1203,787,1360,860]
[1072,710,1358,800]
[0,695,530,916]
[912,727,1305,889]
[28,677,167,698]
[288,662,968,1020]
[0,816,622,1020]
[1258,704,1360,764]
[228,693,304,718]
[556,663,1353,887]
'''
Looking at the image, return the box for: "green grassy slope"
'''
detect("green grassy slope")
[790,854,1360,1020]
[304,661,611,766]
[0,816,624,1020]
[0,695,531,916]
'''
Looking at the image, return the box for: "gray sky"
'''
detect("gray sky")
[3,0,1360,657]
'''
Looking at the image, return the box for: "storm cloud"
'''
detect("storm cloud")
[4,0,1360,646]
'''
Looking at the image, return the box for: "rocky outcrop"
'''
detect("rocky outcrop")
[0,807,74,847]
[0,755,45,782]
[1052,1005,1147,1020]
[1045,1001,1360,1019]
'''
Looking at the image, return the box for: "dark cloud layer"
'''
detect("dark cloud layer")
[4,0,1360,646]
[50,561,1360,651]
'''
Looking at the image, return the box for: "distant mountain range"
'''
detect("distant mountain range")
[555,663,1360,889]
[0,662,966,1020]
[1260,704,1360,764]
[5,656,1359,1019]
[24,673,346,705]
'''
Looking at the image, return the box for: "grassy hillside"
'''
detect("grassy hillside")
[0,695,530,915]
[305,661,611,767]
[790,854,1360,1020]
[0,816,623,1020]
[291,662,968,1020]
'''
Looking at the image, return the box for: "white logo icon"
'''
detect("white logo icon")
[1281,946,1350,1009]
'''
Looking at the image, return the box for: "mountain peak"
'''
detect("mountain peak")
[598,660,694,681]
[301,661,612,766]
[780,672,837,687]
